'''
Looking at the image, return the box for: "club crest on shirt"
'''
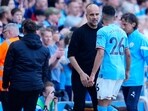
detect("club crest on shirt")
[129,42,134,48]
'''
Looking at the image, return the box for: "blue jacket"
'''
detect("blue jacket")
[3,33,50,91]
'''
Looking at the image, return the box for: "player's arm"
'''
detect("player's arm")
[90,48,104,80]
[90,29,105,84]
[125,48,131,80]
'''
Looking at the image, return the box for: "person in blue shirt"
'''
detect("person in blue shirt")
[120,12,148,111]
[89,5,131,111]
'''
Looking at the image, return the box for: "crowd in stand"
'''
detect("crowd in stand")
[0,0,148,111]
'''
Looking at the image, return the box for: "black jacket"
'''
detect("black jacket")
[3,33,50,91]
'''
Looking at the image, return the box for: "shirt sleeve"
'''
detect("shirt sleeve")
[96,29,106,49]
[140,37,148,65]
[68,30,81,58]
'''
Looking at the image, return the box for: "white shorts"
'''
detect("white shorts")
[96,77,123,100]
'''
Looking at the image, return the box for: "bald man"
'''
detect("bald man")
[68,3,101,111]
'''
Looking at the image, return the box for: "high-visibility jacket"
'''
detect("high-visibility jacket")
[0,37,19,90]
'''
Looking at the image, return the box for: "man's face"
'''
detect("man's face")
[36,0,48,10]
[12,11,23,24]
[51,13,61,24]
[86,5,100,27]
[56,0,65,10]
[69,2,80,16]
[120,19,134,34]
[42,31,53,46]
[3,28,10,39]
[8,0,15,10]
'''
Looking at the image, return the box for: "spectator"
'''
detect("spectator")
[0,21,4,44]
[135,0,148,16]
[0,23,20,111]
[11,7,23,35]
[121,12,148,111]
[1,0,15,10]
[43,7,61,28]
[0,6,12,26]
[24,0,48,19]
[55,0,67,27]
[60,33,72,100]
[2,19,50,111]
[48,26,64,91]
[36,81,58,111]
[40,27,64,90]
[40,27,53,47]
[64,1,82,28]
[34,9,46,27]
[90,5,131,111]
[11,8,23,25]
[102,0,120,9]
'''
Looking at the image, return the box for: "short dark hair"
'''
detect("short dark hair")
[102,5,116,16]
[121,13,138,30]
[11,8,22,16]
[34,9,45,16]
[22,19,37,33]
[137,0,147,5]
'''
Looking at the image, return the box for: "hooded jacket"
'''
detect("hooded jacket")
[2,33,50,91]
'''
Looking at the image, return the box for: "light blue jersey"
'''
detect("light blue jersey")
[122,30,148,86]
[48,44,61,83]
[96,24,128,80]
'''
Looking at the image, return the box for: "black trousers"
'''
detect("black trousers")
[122,86,142,111]
[8,88,42,111]
[72,74,98,111]
[0,91,9,111]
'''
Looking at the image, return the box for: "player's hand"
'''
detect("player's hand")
[88,75,95,87]
[124,70,130,81]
